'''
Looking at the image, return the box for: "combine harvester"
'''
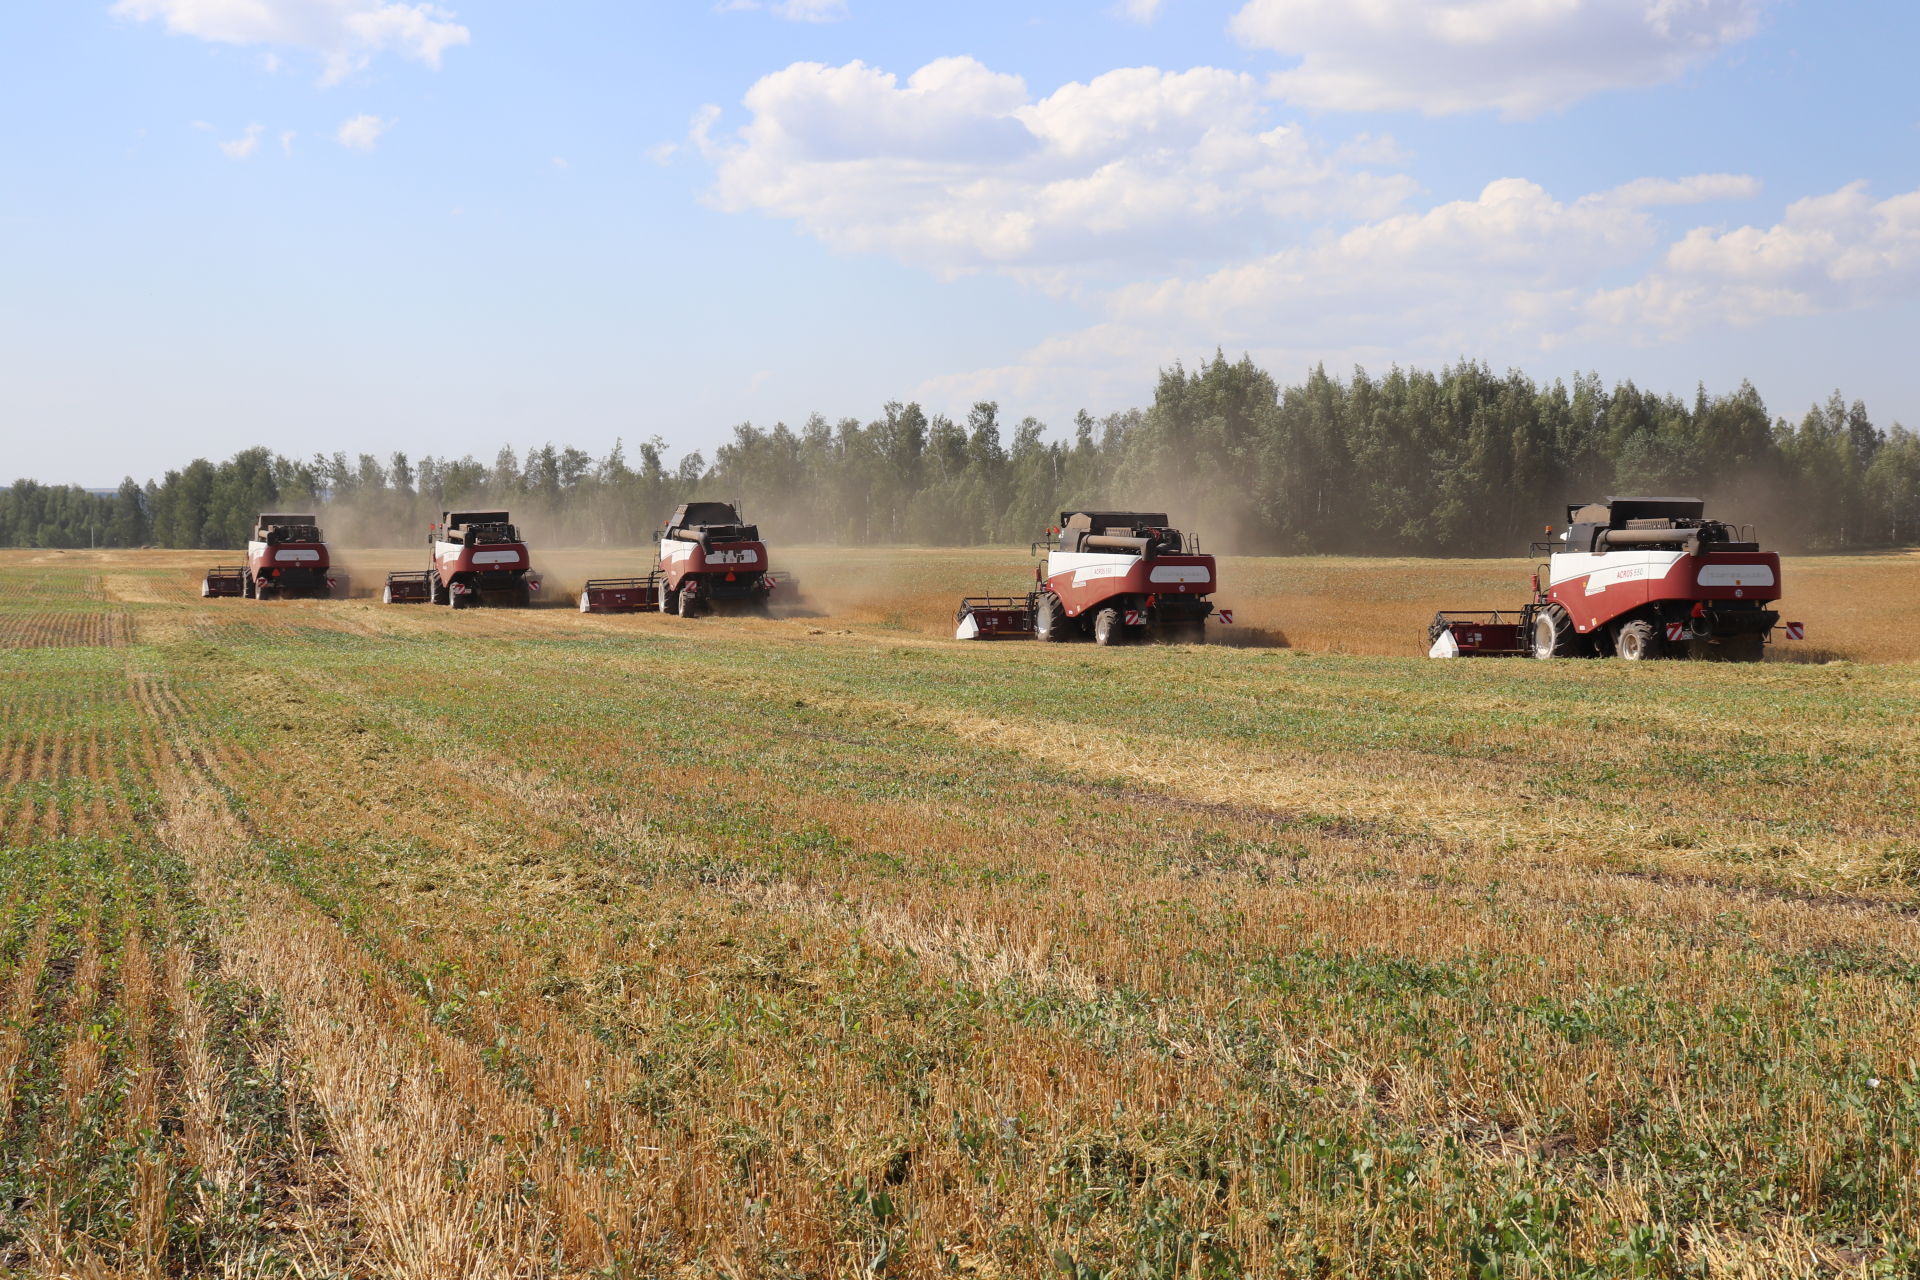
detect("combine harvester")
[579,501,783,617]
[1428,495,1802,661]
[956,510,1222,645]
[202,513,343,600]
[383,510,541,608]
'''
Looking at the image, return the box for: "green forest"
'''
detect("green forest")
[7,356,1919,556]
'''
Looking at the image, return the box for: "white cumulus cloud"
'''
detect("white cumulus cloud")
[716,0,848,20]
[920,173,1771,413]
[112,0,470,85]
[1230,0,1765,117]
[1589,181,1920,336]
[336,113,392,149]
[701,57,1416,285]
[219,122,264,159]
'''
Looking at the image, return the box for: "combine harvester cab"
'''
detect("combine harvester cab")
[387,510,540,608]
[204,514,342,601]
[1429,495,1803,661]
[653,501,775,617]
[957,510,1220,646]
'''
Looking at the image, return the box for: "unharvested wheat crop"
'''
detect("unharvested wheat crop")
[2,545,1918,1278]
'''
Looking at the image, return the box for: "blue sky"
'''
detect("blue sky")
[3,0,1916,485]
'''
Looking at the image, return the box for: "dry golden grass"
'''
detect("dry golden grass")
[3,545,1919,1276]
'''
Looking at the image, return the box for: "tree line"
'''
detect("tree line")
[6,356,1918,555]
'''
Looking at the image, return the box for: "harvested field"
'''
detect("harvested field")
[2,545,1918,1277]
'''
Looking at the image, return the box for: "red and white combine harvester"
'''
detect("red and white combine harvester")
[202,513,343,600]
[578,501,784,617]
[1428,495,1802,661]
[382,510,541,608]
[956,510,1222,645]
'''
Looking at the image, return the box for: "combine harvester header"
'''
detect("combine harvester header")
[202,513,344,600]
[384,510,540,607]
[579,500,789,616]
[956,510,1223,645]
[1429,495,1802,661]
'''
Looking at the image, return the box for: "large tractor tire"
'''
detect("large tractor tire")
[1035,593,1070,642]
[1531,605,1583,659]
[508,582,532,608]
[1614,619,1663,661]
[676,586,700,618]
[254,580,274,602]
[243,574,256,599]
[446,580,464,610]
[1092,606,1123,647]
[1161,621,1207,645]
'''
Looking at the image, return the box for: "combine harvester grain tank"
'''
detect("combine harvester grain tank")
[202,513,343,600]
[579,501,788,616]
[383,510,541,607]
[1428,495,1802,661]
[956,510,1225,645]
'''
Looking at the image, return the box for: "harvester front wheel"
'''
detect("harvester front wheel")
[1093,607,1123,647]
[1035,593,1069,642]
[1614,619,1662,661]
[1531,605,1582,659]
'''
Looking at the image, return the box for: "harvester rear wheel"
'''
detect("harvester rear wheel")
[1531,605,1582,659]
[676,587,699,618]
[446,582,464,610]
[1093,607,1123,647]
[1614,619,1662,661]
[1035,593,1068,642]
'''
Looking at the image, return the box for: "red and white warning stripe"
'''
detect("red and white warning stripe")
[1784,620,1804,640]
[1123,609,1143,626]
[1217,608,1233,624]
[1665,621,1687,643]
